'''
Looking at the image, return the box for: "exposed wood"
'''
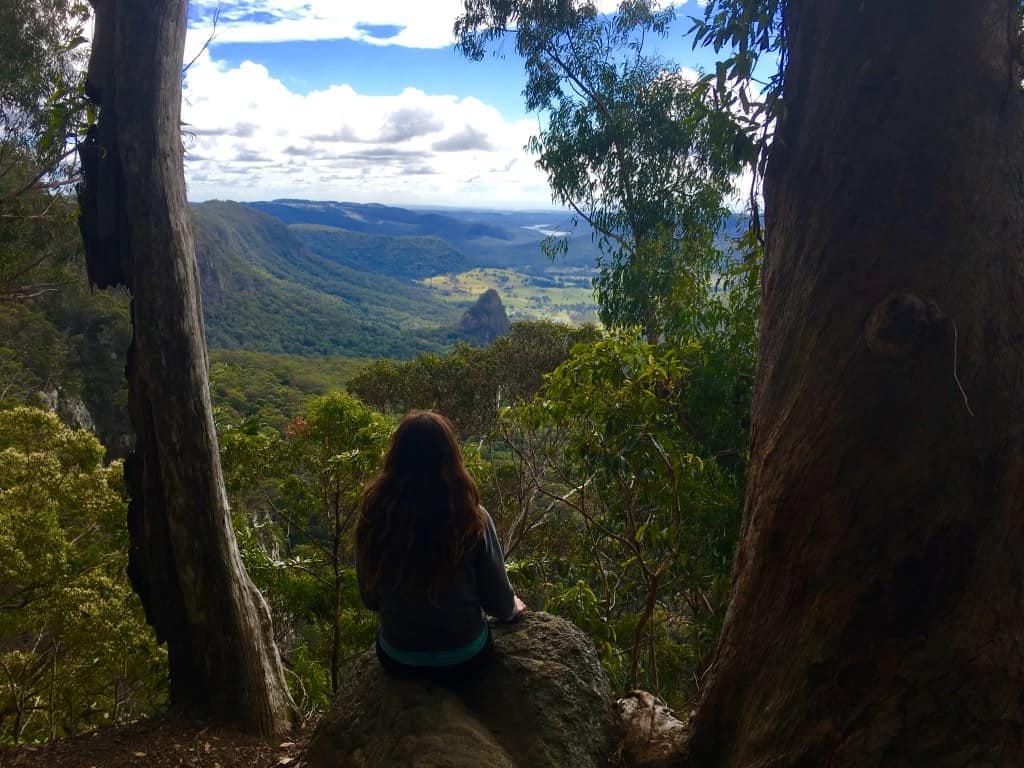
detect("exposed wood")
[78,0,297,736]
[685,1,1024,764]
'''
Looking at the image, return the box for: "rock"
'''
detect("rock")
[612,690,689,768]
[38,387,97,433]
[307,611,614,768]
[459,288,510,344]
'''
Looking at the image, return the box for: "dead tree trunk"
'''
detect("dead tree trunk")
[685,1,1024,764]
[78,0,297,736]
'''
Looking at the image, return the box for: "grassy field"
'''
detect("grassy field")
[421,267,599,325]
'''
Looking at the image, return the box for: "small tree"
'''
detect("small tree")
[496,333,741,700]
[457,0,741,341]
[285,393,390,692]
[219,393,390,698]
[348,320,600,440]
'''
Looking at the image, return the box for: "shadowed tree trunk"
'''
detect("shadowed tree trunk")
[77,0,298,736]
[685,1,1024,764]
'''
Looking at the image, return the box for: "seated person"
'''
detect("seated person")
[355,410,525,686]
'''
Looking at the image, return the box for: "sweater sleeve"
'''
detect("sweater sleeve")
[477,508,517,621]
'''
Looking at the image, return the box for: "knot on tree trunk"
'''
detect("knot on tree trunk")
[864,292,943,359]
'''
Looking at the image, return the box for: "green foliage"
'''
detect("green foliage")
[209,349,366,431]
[293,224,473,281]
[689,0,784,205]
[348,319,601,439]
[0,189,131,454]
[689,0,784,119]
[0,0,91,193]
[0,176,80,303]
[219,392,390,708]
[489,331,744,705]
[0,407,165,743]
[457,0,743,340]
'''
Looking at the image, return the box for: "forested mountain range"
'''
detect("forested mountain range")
[191,201,467,358]
[189,198,749,358]
[189,198,618,358]
[247,199,602,270]
[293,225,473,281]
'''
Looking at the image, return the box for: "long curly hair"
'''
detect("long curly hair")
[355,410,485,602]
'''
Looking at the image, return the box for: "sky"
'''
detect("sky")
[181,0,735,210]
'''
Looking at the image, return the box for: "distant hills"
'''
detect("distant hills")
[190,198,609,359]
[190,197,746,359]
[192,201,464,358]
[292,225,472,281]
[247,199,602,270]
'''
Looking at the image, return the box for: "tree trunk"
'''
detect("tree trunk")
[331,490,342,693]
[78,0,297,736]
[685,1,1024,765]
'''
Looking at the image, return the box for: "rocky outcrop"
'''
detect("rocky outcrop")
[459,288,510,344]
[38,387,96,433]
[307,612,614,768]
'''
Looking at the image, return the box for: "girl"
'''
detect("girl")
[355,410,525,684]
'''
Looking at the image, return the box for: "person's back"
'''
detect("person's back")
[355,411,523,683]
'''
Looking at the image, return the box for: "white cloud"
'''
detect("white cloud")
[186,0,692,51]
[182,52,551,207]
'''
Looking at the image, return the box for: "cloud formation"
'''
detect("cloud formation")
[378,107,444,143]
[182,52,551,207]
[431,126,492,152]
[186,0,688,50]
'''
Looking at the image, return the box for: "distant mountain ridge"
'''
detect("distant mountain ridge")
[192,201,463,358]
[250,199,513,242]
[189,199,748,358]
[249,198,749,270]
[247,198,602,270]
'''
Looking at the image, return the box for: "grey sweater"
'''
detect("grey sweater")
[357,508,517,652]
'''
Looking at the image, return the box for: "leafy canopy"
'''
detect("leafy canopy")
[457,0,743,340]
[0,407,164,743]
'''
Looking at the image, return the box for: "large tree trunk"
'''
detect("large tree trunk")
[685,1,1024,764]
[78,0,297,736]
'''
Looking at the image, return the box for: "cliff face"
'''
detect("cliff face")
[459,288,510,344]
[307,612,613,768]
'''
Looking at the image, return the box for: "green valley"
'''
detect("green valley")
[422,267,599,325]
[192,201,465,358]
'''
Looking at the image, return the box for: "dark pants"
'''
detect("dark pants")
[375,628,494,690]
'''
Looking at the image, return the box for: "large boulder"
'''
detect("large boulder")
[307,611,614,768]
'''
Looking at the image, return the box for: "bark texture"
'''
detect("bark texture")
[686,1,1024,765]
[78,0,297,736]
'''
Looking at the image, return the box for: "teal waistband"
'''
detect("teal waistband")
[378,624,489,668]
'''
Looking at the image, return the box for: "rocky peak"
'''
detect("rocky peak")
[459,288,510,344]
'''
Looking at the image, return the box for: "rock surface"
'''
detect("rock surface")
[613,690,689,768]
[307,611,614,768]
[38,387,96,433]
[459,288,510,343]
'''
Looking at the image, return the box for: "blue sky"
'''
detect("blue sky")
[181,0,743,209]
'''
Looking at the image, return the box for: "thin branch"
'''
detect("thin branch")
[183,3,222,75]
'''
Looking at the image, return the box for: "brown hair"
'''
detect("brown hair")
[355,410,484,602]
